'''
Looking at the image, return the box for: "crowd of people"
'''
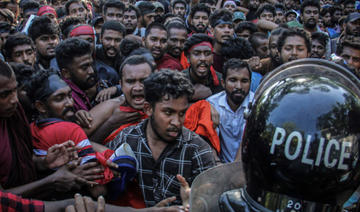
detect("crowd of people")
[0,0,359,210]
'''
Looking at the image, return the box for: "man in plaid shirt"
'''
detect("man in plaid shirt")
[107,70,216,207]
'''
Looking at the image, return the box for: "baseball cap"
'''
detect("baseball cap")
[345,12,360,23]
[233,11,245,22]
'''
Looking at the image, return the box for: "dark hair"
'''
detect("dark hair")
[56,7,66,18]
[119,55,154,79]
[65,0,88,15]
[183,33,213,56]
[320,7,331,17]
[144,69,194,105]
[256,4,276,18]
[28,16,59,41]
[129,47,152,56]
[59,16,82,38]
[171,0,186,9]
[137,1,155,16]
[55,38,92,70]
[274,3,286,12]
[103,0,125,14]
[0,59,14,78]
[9,62,34,91]
[277,28,311,52]
[311,32,328,48]
[249,32,268,50]
[270,26,289,37]
[166,21,187,34]
[115,37,143,69]
[209,9,233,28]
[101,20,126,37]
[235,21,258,34]
[22,1,40,15]
[200,0,216,5]
[3,33,35,60]
[145,22,167,38]
[343,0,355,6]
[221,37,255,60]
[125,5,140,17]
[27,68,58,103]
[222,58,252,80]
[300,0,320,15]
[189,3,211,19]
[0,22,14,34]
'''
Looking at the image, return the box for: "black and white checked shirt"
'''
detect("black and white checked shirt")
[107,119,216,207]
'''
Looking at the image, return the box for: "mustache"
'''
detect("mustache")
[62,107,75,116]
[231,89,246,96]
[196,62,209,68]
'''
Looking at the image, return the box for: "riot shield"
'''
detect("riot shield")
[190,161,245,212]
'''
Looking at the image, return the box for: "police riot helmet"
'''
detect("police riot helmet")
[242,58,360,211]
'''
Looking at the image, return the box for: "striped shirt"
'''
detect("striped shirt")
[107,119,216,207]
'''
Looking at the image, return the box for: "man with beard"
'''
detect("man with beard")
[310,31,328,58]
[102,0,125,23]
[123,5,140,35]
[209,9,234,73]
[3,33,36,68]
[278,28,310,64]
[85,55,152,144]
[274,4,286,24]
[107,69,216,207]
[188,3,211,36]
[299,0,320,34]
[182,34,223,101]
[96,21,125,71]
[137,1,156,30]
[320,6,339,38]
[245,0,260,21]
[65,0,90,23]
[166,22,187,71]
[56,38,98,111]
[28,69,114,193]
[28,16,60,70]
[207,58,253,163]
[171,0,187,19]
[144,22,182,71]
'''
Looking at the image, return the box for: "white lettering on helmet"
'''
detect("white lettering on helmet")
[270,127,351,170]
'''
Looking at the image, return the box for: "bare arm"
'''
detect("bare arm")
[83,97,123,136]
[256,19,278,31]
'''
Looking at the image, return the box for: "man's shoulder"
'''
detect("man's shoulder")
[207,90,226,103]
[107,120,146,149]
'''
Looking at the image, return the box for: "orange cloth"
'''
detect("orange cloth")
[184,100,220,153]
[103,106,148,144]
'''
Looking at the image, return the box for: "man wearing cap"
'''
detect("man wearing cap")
[153,2,165,17]
[285,9,298,22]
[182,34,223,102]
[223,1,237,14]
[233,11,245,28]
[331,12,360,53]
